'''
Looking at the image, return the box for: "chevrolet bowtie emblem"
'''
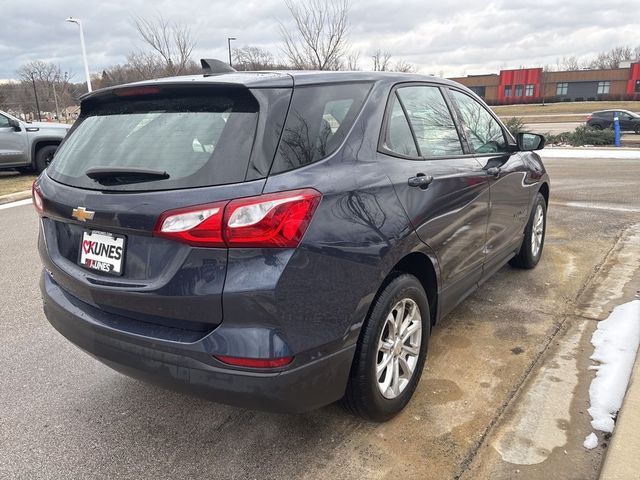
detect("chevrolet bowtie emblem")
[72,207,95,222]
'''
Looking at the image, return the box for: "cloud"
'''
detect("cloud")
[0,0,638,80]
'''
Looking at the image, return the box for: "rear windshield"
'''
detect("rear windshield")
[270,82,372,174]
[48,87,259,191]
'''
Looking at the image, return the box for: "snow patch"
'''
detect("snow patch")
[585,300,640,444]
[539,148,640,159]
[583,432,598,450]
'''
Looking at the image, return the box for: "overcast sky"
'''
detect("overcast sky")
[1,0,640,81]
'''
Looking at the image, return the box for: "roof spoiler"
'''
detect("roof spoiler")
[201,59,236,75]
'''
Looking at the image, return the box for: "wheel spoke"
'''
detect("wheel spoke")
[401,343,420,357]
[401,321,420,343]
[391,357,400,396]
[377,353,393,379]
[397,355,413,378]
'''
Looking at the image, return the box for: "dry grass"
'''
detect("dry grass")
[492,101,640,116]
[0,171,37,197]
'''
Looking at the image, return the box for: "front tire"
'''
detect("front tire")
[342,274,430,421]
[510,192,547,269]
[35,145,58,173]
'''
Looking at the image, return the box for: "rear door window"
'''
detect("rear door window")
[48,88,259,191]
[270,82,372,174]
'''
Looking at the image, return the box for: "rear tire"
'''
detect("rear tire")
[635,125,640,135]
[342,273,430,421]
[510,192,547,269]
[591,124,602,130]
[35,145,58,173]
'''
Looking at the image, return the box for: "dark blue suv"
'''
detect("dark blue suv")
[35,68,549,421]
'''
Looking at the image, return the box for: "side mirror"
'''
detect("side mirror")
[517,132,545,151]
[8,118,21,132]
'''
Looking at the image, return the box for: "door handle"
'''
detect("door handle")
[485,166,501,176]
[407,174,434,189]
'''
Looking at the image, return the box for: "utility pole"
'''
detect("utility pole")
[30,73,42,121]
[227,37,236,67]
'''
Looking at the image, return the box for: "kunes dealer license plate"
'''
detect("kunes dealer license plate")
[79,230,126,276]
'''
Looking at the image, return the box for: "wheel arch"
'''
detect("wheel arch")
[385,251,439,326]
[538,181,549,206]
[31,139,61,165]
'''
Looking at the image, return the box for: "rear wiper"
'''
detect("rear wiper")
[85,167,170,186]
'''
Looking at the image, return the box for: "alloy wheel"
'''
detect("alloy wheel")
[531,204,544,257]
[376,298,422,399]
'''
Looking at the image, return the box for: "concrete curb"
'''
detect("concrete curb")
[0,190,31,206]
[599,350,640,479]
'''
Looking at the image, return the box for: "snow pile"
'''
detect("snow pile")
[583,432,598,450]
[539,148,640,159]
[584,300,640,449]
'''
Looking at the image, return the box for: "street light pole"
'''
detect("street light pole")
[30,73,42,121]
[227,37,236,67]
[65,17,92,92]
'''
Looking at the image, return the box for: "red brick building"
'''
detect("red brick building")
[449,63,640,105]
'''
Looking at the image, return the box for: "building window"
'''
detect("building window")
[504,85,512,97]
[525,84,534,96]
[597,81,610,95]
[635,80,640,93]
[470,86,486,98]
[556,82,568,95]
[515,84,523,96]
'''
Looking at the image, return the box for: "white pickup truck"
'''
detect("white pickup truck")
[0,110,71,173]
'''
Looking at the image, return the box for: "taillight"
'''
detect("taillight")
[154,201,227,247]
[153,189,321,248]
[586,115,592,121]
[214,355,294,368]
[224,189,321,248]
[32,181,44,216]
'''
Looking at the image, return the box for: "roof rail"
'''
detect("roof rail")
[200,59,236,75]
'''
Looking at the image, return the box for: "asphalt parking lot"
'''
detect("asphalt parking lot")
[1,152,639,480]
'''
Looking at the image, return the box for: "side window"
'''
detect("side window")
[392,86,464,157]
[449,90,508,154]
[383,94,418,157]
[0,114,10,128]
[271,82,372,174]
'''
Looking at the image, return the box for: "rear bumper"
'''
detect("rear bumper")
[41,271,355,413]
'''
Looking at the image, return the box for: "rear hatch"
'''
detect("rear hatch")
[38,81,291,333]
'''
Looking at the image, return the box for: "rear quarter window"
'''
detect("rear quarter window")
[48,87,259,191]
[270,82,372,174]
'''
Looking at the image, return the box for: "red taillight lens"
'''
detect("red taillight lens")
[214,355,294,368]
[32,181,44,216]
[224,189,321,248]
[586,114,592,121]
[153,189,321,248]
[154,200,228,247]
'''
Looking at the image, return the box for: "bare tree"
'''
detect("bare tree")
[279,0,350,70]
[346,50,361,70]
[15,60,78,119]
[233,46,283,71]
[372,50,392,71]
[589,46,635,69]
[393,59,416,73]
[556,55,581,71]
[134,14,195,75]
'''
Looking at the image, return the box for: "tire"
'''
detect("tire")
[35,145,58,173]
[635,125,640,135]
[509,192,547,269]
[342,273,430,421]
[591,124,602,130]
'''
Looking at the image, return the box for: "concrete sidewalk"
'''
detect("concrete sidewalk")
[0,189,31,205]
[599,353,640,479]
